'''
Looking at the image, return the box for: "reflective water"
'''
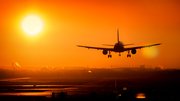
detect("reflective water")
[136,93,146,99]
[0,85,79,98]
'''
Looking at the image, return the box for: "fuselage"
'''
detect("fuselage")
[114,41,124,52]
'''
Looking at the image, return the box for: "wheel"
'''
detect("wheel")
[110,55,112,58]
[108,55,110,58]
[127,54,131,58]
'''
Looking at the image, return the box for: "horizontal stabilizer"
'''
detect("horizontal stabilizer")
[123,43,134,46]
[102,44,114,46]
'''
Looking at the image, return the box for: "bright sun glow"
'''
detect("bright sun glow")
[22,15,43,36]
[142,47,159,59]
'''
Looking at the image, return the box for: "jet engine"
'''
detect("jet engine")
[131,49,136,54]
[102,50,108,55]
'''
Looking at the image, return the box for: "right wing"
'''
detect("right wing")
[123,43,162,51]
[77,45,114,51]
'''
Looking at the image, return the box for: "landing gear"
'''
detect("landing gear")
[127,54,131,57]
[127,50,131,58]
[108,55,112,58]
[108,51,112,58]
[119,52,121,56]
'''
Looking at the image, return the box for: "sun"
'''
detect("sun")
[21,15,43,36]
[142,47,159,59]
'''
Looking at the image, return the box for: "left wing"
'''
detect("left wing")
[123,43,162,51]
[77,45,114,51]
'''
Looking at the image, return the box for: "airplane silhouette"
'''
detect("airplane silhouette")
[77,29,161,58]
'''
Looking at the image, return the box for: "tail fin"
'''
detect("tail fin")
[117,28,119,42]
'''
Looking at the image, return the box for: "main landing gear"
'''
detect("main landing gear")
[108,55,112,58]
[108,51,112,58]
[127,50,131,58]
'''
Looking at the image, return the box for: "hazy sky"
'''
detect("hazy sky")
[0,0,180,68]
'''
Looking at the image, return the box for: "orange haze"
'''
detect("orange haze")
[0,0,180,68]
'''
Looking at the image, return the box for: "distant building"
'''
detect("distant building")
[140,65,145,69]
[155,67,162,71]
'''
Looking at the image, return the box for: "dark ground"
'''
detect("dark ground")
[0,68,180,101]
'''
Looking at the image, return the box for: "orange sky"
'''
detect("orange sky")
[0,0,180,68]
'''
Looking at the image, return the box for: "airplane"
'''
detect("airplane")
[77,29,161,58]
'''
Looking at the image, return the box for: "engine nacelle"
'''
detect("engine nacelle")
[102,50,108,55]
[131,49,136,54]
